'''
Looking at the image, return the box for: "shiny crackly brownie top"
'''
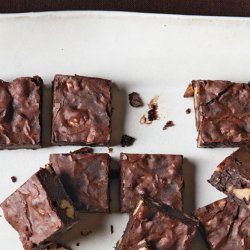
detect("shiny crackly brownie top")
[195,198,250,250]
[116,198,197,250]
[120,153,183,213]
[192,80,250,147]
[50,152,110,212]
[51,74,111,146]
[0,76,43,148]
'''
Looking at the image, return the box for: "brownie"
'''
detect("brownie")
[50,151,110,213]
[0,76,43,149]
[208,146,250,208]
[192,80,250,147]
[0,166,78,250]
[116,197,197,250]
[194,198,250,250]
[51,74,112,146]
[120,153,183,213]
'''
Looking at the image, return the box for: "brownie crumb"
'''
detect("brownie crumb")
[147,97,159,121]
[11,176,17,183]
[185,108,191,114]
[108,147,113,153]
[76,242,80,247]
[163,121,175,130]
[140,96,159,124]
[184,84,194,97]
[80,230,92,236]
[110,225,114,234]
[121,135,135,147]
[71,147,93,154]
[128,92,143,107]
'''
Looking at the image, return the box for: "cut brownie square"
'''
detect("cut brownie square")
[0,166,78,250]
[0,76,43,149]
[50,150,110,212]
[51,74,112,146]
[208,146,250,209]
[194,198,250,250]
[120,153,183,213]
[116,197,197,250]
[192,80,250,147]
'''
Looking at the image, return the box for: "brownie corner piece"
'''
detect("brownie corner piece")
[194,198,250,250]
[0,166,78,250]
[0,76,43,149]
[116,197,197,250]
[50,150,110,213]
[208,146,250,208]
[51,74,112,146]
[192,80,250,147]
[120,153,183,213]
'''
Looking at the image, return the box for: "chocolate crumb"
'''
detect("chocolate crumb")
[185,108,191,114]
[71,147,93,154]
[11,176,17,183]
[76,242,80,247]
[128,92,143,107]
[121,135,135,147]
[108,147,113,153]
[110,225,114,234]
[80,230,92,236]
[184,84,194,97]
[163,121,175,130]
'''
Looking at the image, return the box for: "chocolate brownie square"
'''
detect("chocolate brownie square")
[192,80,250,147]
[1,166,78,250]
[208,146,250,209]
[51,74,112,146]
[50,150,110,212]
[194,198,250,250]
[116,197,197,250]
[120,153,183,213]
[0,76,43,149]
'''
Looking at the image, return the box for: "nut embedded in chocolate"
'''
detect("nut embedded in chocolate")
[128,92,143,107]
[120,135,135,147]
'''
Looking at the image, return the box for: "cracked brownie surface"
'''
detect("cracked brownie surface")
[192,80,250,147]
[195,198,250,250]
[208,146,250,208]
[51,74,112,146]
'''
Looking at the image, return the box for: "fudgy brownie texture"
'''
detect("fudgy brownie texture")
[116,197,197,250]
[120,153,183,213]
[192,80,250,147]
[1,166,78,250]
[0,76,43,149]
[194,198,250,250]
[208,146,250,209]
[51,74,112,146]
[50,151,110,213]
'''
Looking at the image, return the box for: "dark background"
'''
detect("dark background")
[0,0,250,16]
